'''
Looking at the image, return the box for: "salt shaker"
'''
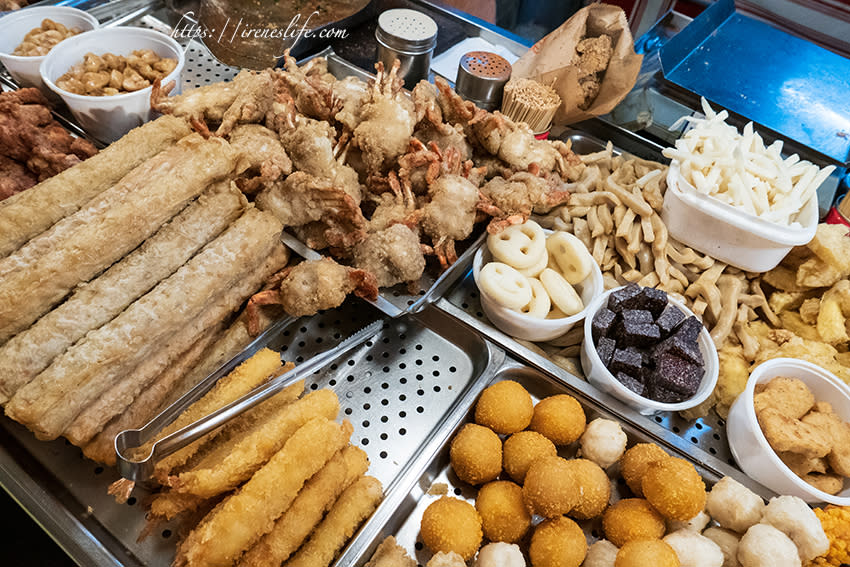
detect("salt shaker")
[376,9,438,86]
[455,51,512,111]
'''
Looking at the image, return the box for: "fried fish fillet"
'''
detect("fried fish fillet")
[0,182,246,404]
[173,418,353,567]
[5,208,283,440]
[0,115,191,259]
[0,133,238,343]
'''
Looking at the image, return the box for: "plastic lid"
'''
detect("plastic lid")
[376,9,437,53]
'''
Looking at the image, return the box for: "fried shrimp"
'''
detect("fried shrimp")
[173,418,353,567]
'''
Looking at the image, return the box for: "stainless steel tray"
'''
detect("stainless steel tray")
[344,355,771,566]
[0,302,498,566]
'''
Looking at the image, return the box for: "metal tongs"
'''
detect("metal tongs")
[115,318,383,483]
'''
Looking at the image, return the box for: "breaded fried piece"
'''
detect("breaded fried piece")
[574,36,613,76]
[352,224,426,289]
[238,445,369,567]
[758,408,831,460]
[753,377,815,419]
[171,389,340,498]
[802,407,850,476]
[364,536,416,567]
[286,475,383,567]
[800,473,844,495]
[174,418,354,567]
[778,452,828,476]
[150,491,209,523]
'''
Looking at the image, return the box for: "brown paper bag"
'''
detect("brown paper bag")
[512,3,643,126]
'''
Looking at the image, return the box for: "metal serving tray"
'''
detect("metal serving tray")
[0,302,498,566]
[344,355,771,566]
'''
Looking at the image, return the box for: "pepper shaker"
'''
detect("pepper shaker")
[376,9,438,87]
[455,51,512,111]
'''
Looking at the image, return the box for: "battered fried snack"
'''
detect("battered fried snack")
[364,537,416,567]
[238,445,369,567]
[502,430,557,483]
[620,442,669,497]
[474,380,534,435]
[13,19,81,56]
[615,539,680,567]
[0,133,237,343]
[173,418,353,567]
[420,497,483,561]
[529,516,587,567]
[450,423,502,486]
[641,457,706,521]
[0,182,246,403]
[602,498,665,547]
[753,377,814,419]
[564,458,610,520]
[0,115,191,259]
[758,408,831,460]
[522,455,580,518]
[57,50,177,96]
[529,394,586,445]
[285,475,383,567]
[475,481,531,544]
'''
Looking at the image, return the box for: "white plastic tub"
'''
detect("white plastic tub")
[0,6,99,92]
[580,287,719,416]
[40,27,185,143]
[662,160,818,272]
[727,357,850,506]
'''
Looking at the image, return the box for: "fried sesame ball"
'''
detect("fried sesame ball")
[475,380,534,434]
[641,457,706,521]
[475,481,531,544]
[529,516,588,567]
[502,430,557,483]
[450,423,502,486]
[420,497,483,561]
[620,443,669,496]
[529,394,586,445]
[522,455,579,518]
[614,539,680,567]
[602,498,666,547]
[564,458,611,520]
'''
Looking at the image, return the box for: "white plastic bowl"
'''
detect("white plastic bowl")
[727,357,850,505]
[40,27,185,143]
[0,6,99,92]
[661,160,818,273]
[580,287,719,416]
[472,235,604,342]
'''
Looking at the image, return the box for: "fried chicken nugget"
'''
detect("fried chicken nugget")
[420,497,483,561]
[237,445,369,567]
[474,380,534,435]
[173,418,352,567]
[801,406,850,476]
[758,408,831,460]
[642,457,706,521]
[285,475,383,567]
[753,377,814,419]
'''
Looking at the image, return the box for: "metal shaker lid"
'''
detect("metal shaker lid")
[455,51,512,110]
[376,9,438,54]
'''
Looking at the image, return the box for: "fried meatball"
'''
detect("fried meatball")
[602,498,666,547]
[737,524,801,567]
[705,476,764,533]
[663,529,724,567]
[475,380,534,434]
[475,542,526,567]
[529,394,586,445]
[615,539,680,567]
[502,430,557,483]
[642,457,706,521]
[420,497,483,561]
[620,443,669,497]
[564,458,610,520]
[475,481,531,544]
[702,527,741,567]
[529,516,587,567]
[760,495,828,563]
[522,455,579,518]
[584,540,619,567]
[580,418,628,469]
[450,423,502,485]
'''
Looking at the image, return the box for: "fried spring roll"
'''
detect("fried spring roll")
[5,208,282,440]
[173,418,354,567]
[284,476,384,567]
[63,244,290,446]
[238,446,370,567]
[0,183,247,404]
[171,389,340,498]
[0,115,192,259]
[0,133,237,343]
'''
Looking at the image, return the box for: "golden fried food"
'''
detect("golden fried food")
[641,457,706,521]
[450,423,502,486]
[753,377,814,419]
[529,394,586,445]
[620,443,669,497]
[602,498,666,547]
[475,481,530,544]
[364,536,416,567]
[807,223,850,274]
[522,455,579,518]
[564,458,610,520]
[502,430,557,483]
[57,50,178,96]
[801,406,850,477]
[615,539,680,567]
[474,380,534,435]
[420,497,483,561]
[13,19,80,56]
[529,516,587,567]
[758,408,831,460]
